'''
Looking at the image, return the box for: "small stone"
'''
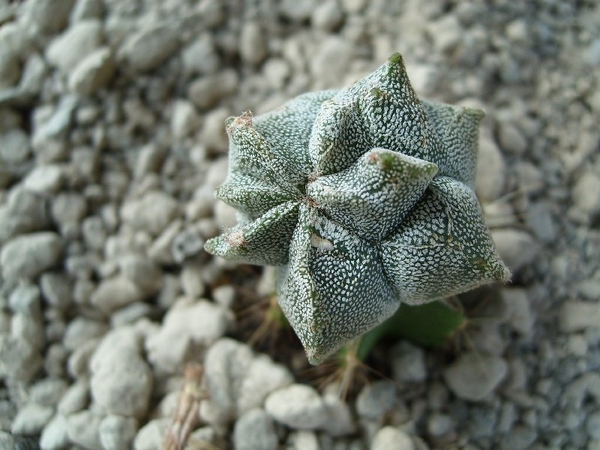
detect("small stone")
[90,327,153,418]
[133,418,170,450]
[0,335,42,382]
[180,262,206,298]
[40,414,69,450]
[0,188,51,244]
[182,33,220,76]
[119,254,162,295]
[443,352,508,401]
[214,200,238,229]
[63,317,107,351]
[356,380,398,419]
[391,341,427,383]
[233,408,278,450]
[82,216,107,250]
[46,20,103,72]
[23,165,64,193]
[187,70,238,110]
[146,299,232,374]
[311,0,344,31]
[587,411,600,440]
[502,289,534,335]
[321,386,356,436]
[99,414,138,450]
[172,228,205,263]
[371,426,415,450]
[11,403,55,435]
[310,36,354,89]
[67,339,99,378]
[212,285,235,309]
[120,190,179,236]
[1,231,63,280]
[66,410,103,449]
[9,283,41,315]
[497,120,527,154]
[476,130,506,202]
[23,0,75,33]
[279,0,317,22]
[239,22,267,66]
[498,425,537,450]
[201,107,229,153]
[427,412,454,437]
[0,47,21,89]
[12,311,45,350]
[171,100,201,139]
[0,129,31,165]
[30,377,69,407]
[69,47,115,95]
[58,380,90,415]
[525,201,557,244]
[428,15,462,53]
[287,431,320,450]
[0,432,15,449]
[560,301,600,333]
[90,275,144,314]
[121,24,179,72]
[70,0,105,22]
[571,171,600,223]
[579,279,600,301]
[238,354,294,414]
[491,229,539,273]
[51,192,87,228]
[265,384,328,430]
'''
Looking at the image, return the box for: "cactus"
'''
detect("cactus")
[205,53,510,365]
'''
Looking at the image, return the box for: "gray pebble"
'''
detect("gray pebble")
[11,310,44,350]
[0,188,51,244]
[58,380,90,415]
[90,275,144,314]
[571,170,600,224]
[239,22,267,66]
[201,107,229,153]
[428,15,462,53]
[70,0,105,22]
[310,36,354,89]
[491,228,539,274]
[147,300,232,374]
[279,0,317,22]
[0,335,43,382]
[120,23,179,72]
[23,0,75,33]
[502,289,534,335]
[188,70,238,110]
[497,120,527,154]
[233,408,278,450]
[171,100,201,139]
[133,417,170,450]
[180,262,206,298]
[66,410,103,449]
[99,414,138,450]
[181,33,220,76]
[443,352,508,401]
[172,228,205,263]
[1,231,63,280]
[498,425,537,450]
[311,0,344,31]
[356,380,398,419]
[561,372,600,408]
[11,402,55,435]
[40,414,69,450]
[9,283,41,315]
[475,130,506,202]
[265,384,328,430]
[45,20,103,73]
[287,431,320,450]
[560,301,600,333]
[0,128,31,165]
[391,341,427,383]
[68,47,115,95]
[120,190,179,236]
[41,272,72,309]
[63,317,107,351]
[371,426,415,450]
[90,327,153,418]
[23,164,64,193]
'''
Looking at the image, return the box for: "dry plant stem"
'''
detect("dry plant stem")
[162,363,209,450]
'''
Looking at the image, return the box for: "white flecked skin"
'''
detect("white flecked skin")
[205,53,510,364]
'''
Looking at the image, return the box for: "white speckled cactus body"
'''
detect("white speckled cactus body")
[205,53,510,364]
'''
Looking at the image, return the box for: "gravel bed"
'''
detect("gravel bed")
[0,0,599,449]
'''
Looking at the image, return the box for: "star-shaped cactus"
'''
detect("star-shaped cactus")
[205,53,510,364]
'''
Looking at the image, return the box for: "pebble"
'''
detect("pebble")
[23,0,74,33]
[502,289,534,335]
[321,385,356,436]
[9,283,41,315]
[62,317,107,351]
[45,20,103,72]
[120,190,179,236]
[120,24,179,72]
[475,130,507,202]
[90,327,153,418]
[491,229,539,274]
[371,426,415,450]
[171,100,201,139]
[0,334,43,382]
[279,0,317,22]
[172,228,205,263]
[0,128,31,164]
[287,430,320,450]
[498,425,537,450]
[181,33,220,76]
[233,408,279,450]
[496,119,527,154]
[99,414,138,450]
[40,272,73,310]
[571,170,600,223]
[30,377,69,407]
[187,70,238,110]
[40,414,70,450]
[428,15,462,53]
[146,299,232,374]
[67,338,99,378]
[201,107,229,153]
[1,232,63,280]
[239,22,267,66]
[58,380,90,415]
[0,188,51,244]
[391,341,427,383]
[356,380,399,419]
[11,403,55,435]
[68,46,115,95]
[560,301,600,333]
[264,384,328,430]
[310,36,354,89]
[90,275,144,314]
[311,0,344,31]
[66,410,104,449]
[443,352,508,401]
[23,164,64,193]
[70,0,105,22]
[133,417,170,450]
